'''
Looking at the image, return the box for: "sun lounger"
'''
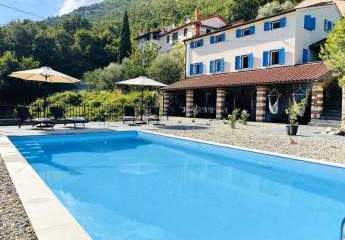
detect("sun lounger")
[50,106,88,128]
[64,117,88,128]
[17,106,55,130]
[147,107,160,125]
[122,106,136,125]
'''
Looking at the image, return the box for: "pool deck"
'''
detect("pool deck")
[0,118,344,240]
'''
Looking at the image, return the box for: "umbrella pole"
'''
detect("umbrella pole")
[141,88,144,121]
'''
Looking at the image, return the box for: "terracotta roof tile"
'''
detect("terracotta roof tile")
[164,62,331,90]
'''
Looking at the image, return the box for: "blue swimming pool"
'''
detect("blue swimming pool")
[10,131,345,240]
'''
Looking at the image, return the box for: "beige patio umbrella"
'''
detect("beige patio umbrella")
[116,76,167,121]
[9,66,80,116]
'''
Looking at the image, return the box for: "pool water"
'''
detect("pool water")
[10,131,345,240]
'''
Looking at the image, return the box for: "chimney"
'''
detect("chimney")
[193,8,201,36]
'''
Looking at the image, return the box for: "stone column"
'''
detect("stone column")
[256,86,267,122]
[216,88,226,119]
[186,89,194,118]
[163,91,170,116]
[311,82,324,119]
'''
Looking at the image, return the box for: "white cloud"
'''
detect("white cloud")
[58,0,103,16]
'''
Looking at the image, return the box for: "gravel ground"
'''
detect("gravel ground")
[152,119,345,164]
[0,156,37,240]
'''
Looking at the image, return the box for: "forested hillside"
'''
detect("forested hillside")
[0,0,299,104]
[69,0,296,33]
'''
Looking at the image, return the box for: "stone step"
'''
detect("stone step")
[309,119,341,128]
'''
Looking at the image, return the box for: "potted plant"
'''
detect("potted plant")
[285,99,305,136]
[240,110,250,125]
[228,108,240,129]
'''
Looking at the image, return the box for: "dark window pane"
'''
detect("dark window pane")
[242,56,249,69]
[271,51,279,65]
[272,20,281,29]
[242,28,250,36]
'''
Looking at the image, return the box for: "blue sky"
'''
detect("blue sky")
[0,0,102,25]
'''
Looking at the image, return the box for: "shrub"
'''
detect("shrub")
[240,110,250,125]
[228,108,240,129]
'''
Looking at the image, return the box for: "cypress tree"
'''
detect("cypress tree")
[119,10,132,62]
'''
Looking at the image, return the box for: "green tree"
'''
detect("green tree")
[321,18,345,87]
[321,18,345,128]
[148,43,184,84]
[84,63,124,90]
[0,51,40,103]
[119,10,132,61]
[257,1,295,18]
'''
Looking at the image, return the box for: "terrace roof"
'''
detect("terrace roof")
[163,62,331,91]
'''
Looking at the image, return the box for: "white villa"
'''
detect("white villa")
[136,9,228,52]
[163,0,345,127]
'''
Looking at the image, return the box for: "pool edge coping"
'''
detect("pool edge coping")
[139,130,345,169]
[0,135,92,240]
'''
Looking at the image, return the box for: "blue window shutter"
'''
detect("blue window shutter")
[190,42,194,48]
[209,60,214,73]
[248,54,254,69]
[210,36,215,44]
[263,51,269,67]
[236,29,242,38]
[249,26,255,35]
[310,17,316,30]
[302,49,309,63]
[304,15,310,30]
[279,48,285,65]
[280,17,286,28]
[200,63,203,74]
[200,39,204,47]
[235,56,241,70]
[220,58,225,72]
[264,22,271,31]
[221,33,225,42]
[190,64,194,75]
[327,20,333,31]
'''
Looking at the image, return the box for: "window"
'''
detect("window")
[190,62,204,76]
[264,17,286,31]
[206,29,211,34]
[184,28,188,37]
[209,59,225,73]
[263,48,285,67]
[167,35,170,43]
[172,32,178,41]
[324,19,334,32]
[242,28,251,36]
[236,26,255,38]
[210,33,225,44]
[304,15,316,31]
[235,54,254,70]
[241,55,249,69]
[270,50,280,65]
[272,20,281,29]
[190,39,204,48]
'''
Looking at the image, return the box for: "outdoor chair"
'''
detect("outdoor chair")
[147,106,160,125]
[50,106,88,128]
[16,106,55,130]
[122,106,136,125]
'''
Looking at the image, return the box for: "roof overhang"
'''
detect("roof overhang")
[163,62,332,91]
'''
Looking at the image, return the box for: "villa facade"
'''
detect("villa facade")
[136,9,228,52]
[163,0,345,126]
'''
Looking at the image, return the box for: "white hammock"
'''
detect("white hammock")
[293,88,310,117]
[269,96,279,115]
[268,89,280,115]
